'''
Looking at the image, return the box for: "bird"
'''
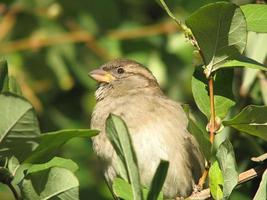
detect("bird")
[89,58,204,199]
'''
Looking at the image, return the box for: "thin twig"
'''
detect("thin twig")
[0,31,94,54]
[208,78,216,144]
[64,19,112,60]
[108,21,178,40]
[189,161,267,199]
[0,5,18,41]
[197,168,208,189]
[238,162,267,185]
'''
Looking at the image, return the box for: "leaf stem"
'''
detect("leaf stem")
[208,77,216,144]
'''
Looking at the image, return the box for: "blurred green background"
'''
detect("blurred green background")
[0,0,266,199]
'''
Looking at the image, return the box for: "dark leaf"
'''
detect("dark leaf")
[0,60,8,92]
[147,160,169,200]
[186,2,247,77]
[223,105,267,141]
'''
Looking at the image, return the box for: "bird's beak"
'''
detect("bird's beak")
[89,68,115,83]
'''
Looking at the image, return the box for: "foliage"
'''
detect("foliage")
[0,61,97,199]
[160,1,267,200]
[0,0,267,200]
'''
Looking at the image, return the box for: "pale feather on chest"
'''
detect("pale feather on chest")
[91,94,190,168]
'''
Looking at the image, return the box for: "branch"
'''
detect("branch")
[188,161,267,200]
[107,21,178,40]
[0,31,94,54]
[208,78,216,144]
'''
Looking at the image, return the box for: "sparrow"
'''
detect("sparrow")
[89,59,204,198]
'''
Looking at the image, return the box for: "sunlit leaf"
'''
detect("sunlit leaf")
[243,32,267,98]
[216,139,238,198]
[7,156,20,176]
[209,161,223,199]
[113,178,137,200]
[241,4,267,33]
[253,169,267,200]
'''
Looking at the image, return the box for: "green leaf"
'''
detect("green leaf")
[183,105,211,160]
[186,2,247,77]
[25,129,98,163]
[0,61,22,95]
[0,93,39,141]
[187,114,211,160]
[191,68,235,119]
[113,178,135,200]
[217,56,267,71]
[216,139,238,198]
[112,178,163,200]
[8,156,20,176]
[12,163,31,185]
[55,187,79,200]
[0,60,8,91]
[106,114,143,200]
[253,169,267,200]
[242,32,267,99]
[20,167,79,200]
[223,105,267,141]
[26,157,79,174]
[260,74,267,105]
[209,161,224,200]
[0,93,41,161]
[241,4,267,33]
[2,76,23,96]
[147,160,169,200]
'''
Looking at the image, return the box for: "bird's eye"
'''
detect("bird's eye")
[117,67,125,74]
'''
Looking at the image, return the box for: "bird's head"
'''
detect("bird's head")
[89,59,160,100]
